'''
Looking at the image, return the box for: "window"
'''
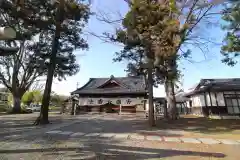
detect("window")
[233,107,240,113]
[224,92,240,114]
[226,99,232,106]
[232,99,238,106]
[227,107,234,114]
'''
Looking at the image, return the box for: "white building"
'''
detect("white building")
[185,78,240,118]
[71,75,147,114]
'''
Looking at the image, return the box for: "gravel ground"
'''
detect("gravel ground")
[0,137,240,160]
[0,113,240,160]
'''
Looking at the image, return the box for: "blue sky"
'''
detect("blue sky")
[52,0,240,97]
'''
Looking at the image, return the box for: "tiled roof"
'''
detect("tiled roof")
[175,91,189,102]
[185,78,240,96]
[71,75,147,95]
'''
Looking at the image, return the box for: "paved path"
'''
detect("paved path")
[39,113,240,146]
[0,113,103,141]
[43,130,240,145]
[0,113,240,160]
[2,113,239,145]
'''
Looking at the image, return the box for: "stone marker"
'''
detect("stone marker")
[180,138,201,144]
[218,139,240,145]
[198,138,220,144]
[164,137,181,142]
[71,132,85,137]
[146,136,162,141]
[58,131,74,135]
[130,134,145,140]
[45,130,62,134]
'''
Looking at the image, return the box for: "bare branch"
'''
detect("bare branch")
[186,6,213,38]
[86,30,124,47]
[0,72,12,91]
[95,10,123,25]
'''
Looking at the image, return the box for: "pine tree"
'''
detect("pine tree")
[35,0,90,124]
[1,0,90,118]
[221,0,240,66]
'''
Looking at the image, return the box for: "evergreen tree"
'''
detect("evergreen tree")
[221,0,240,66]
[114,0,180,122]
[34,0,90,124]
[1,0,90,119]
[119,0,220,120]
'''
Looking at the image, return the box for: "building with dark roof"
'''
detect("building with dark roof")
[185,78,240,117]
[71,75,147,113]
[0,88,10,108]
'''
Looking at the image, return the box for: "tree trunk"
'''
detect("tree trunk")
[147,62,155,127]
[35,36,59,124]
[166,79,178,120]
[163,80,169,119]
[34,1,63,125]
[60,103,65,114]
[71,100,75,115]
[12,95,22,113]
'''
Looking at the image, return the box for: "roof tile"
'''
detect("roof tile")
[71,76,147,95]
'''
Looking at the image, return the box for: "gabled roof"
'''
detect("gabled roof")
[96,75,128,89]
[185,78,240,97]
[71,75,147,95]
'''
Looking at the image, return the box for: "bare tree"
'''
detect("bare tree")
[0,40,45,113]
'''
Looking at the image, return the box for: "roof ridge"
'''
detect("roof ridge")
[202,78,240,80]
[96,76,130,89]
[89,75,143,79]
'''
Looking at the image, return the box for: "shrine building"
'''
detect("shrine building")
[71,75,147,113]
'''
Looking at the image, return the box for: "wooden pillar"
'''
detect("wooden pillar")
[209,91,213,116]
[119,104,122,115]
[74,104,77,115]
[71,100,75,115]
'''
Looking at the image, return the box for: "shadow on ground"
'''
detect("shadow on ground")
[58,116,184,137]
[156,115,240,134]
[0,114,232,159]
[0,138,226,160]
[0,114,76,137]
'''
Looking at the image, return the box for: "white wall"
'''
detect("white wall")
[191,94,205,107]
[190,92,225,107]
[145,103,149,111]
